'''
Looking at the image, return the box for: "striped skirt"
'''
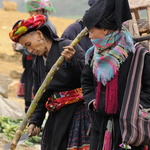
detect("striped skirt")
[67,105,91,150]
[41,103,91,150]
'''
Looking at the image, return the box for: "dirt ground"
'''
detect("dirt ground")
[0,8,75,150]
[0,140,40,150]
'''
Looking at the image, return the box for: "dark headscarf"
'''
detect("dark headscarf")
[83,0,132,30]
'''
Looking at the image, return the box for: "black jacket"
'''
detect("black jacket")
[30,39,85,127]
[81,50,150,114]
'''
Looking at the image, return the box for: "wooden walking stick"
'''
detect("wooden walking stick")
[10,27,89,150]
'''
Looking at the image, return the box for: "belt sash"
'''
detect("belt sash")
[45,88,83,111]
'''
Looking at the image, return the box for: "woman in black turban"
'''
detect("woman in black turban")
[81,0,150,149]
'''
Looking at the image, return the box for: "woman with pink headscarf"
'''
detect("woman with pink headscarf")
[13,0,57,113]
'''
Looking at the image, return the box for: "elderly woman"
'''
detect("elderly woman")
[9,15,90,150]
[81,0,150,150]
[13,0,57,113]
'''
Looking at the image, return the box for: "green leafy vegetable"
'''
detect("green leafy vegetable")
[0,116,41,146]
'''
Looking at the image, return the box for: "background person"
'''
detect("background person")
[25,0,57,34]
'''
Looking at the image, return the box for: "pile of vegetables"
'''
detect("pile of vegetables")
[0,116,41,146]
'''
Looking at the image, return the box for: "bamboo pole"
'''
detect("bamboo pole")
[133,34,150,42]
[10,27,89,150]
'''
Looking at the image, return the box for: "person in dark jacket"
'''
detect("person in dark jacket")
[61,0,97,51]
[9,15,91,150]
[61,19,92,52]
[81,0,150,150]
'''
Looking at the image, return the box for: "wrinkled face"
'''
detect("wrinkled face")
[89,27,108,39]
[19,31,47,56]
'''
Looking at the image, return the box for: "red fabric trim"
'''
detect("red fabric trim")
[95,73,119,114]
[17,83,25,97]
[69,146,90,150]
[26,55,33,60]
[105,72,119,114]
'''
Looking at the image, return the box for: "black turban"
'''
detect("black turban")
[83,0,132,30]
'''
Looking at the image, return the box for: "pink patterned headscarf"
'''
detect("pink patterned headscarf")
[9,14,46,42]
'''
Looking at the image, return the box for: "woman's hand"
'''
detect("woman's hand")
[61,46,76,62]
[28,124,41,137]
